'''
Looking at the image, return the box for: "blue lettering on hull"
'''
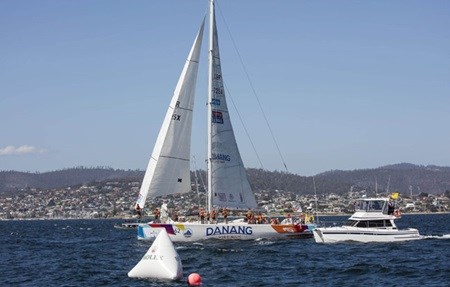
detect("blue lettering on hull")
[206,226,253,236]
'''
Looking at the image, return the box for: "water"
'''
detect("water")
[1,214,449,286]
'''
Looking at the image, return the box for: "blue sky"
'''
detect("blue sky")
[1,0,449,176]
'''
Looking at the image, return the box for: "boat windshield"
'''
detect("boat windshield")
[348,220,394,228]
[354,200,387,212]
[344,220,358,227]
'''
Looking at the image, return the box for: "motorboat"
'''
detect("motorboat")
[313,197,420,243]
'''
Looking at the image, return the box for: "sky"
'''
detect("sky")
[1,0,449,176]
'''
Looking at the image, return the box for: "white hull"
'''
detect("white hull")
[138,222,313,242]
[313,227,421,243]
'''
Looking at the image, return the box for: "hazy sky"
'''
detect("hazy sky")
[1,0,449,176]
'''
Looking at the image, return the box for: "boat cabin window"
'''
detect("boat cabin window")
[344,220,358,227]
[368,220,386,228]
[354,200,387,213]
[355,221,367,227]
[351,220,393,228]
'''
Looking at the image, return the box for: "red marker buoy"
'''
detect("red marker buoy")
[187,273,202,286]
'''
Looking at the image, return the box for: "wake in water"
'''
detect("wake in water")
[420,234,450,240]
[254,239,275,246]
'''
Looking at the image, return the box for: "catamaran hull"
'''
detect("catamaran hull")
[313,227,421,243]
[138,223,313,242]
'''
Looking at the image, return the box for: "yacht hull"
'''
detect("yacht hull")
[138,222,313,242]
[313,227,421,243]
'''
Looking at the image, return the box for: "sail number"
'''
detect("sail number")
[172,114,181,121]
[213,87,223,94]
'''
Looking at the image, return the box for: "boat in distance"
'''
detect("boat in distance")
[313,197,421,243]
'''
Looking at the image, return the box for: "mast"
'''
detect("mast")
[207,0,214,213]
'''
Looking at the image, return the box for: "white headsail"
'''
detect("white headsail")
[135,19,205,211]
[207,0,257,211]
[128,228,183,280]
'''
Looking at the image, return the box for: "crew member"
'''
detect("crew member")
[211,208,217,224]
[246,209,253,223]
[172,209,179,222]
[135,204,142,219]
[200,208,205,224]
[222,208,228,224]
[256,212,263,224]
[153,208,160,223]
[286,213,292,224]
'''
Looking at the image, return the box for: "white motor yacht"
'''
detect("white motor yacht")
[313,197,421,243]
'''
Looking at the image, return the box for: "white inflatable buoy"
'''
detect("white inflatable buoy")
[128,228,183,280]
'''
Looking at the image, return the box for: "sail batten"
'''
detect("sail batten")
[159,155,190,161]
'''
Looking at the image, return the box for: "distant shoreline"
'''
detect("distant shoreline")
[2,211,449,221]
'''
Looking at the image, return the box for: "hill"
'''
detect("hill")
[315,163,450,195]
[0,167,143,194]
[1,163,450,195]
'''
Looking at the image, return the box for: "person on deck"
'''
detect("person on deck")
[388,200,395,215]
[256,212,263,224]
[211,208,217,224]
[153,208,160,223]
[246,209,253,223]
[135,204,142,219]
[172,209,179,222]
[200,208,205,224]
[222,208,228,224]
[300,213,306,224]
[307,212,315,223]
[286,213,292,224]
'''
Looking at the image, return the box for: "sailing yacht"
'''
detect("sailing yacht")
[135,0,312,242]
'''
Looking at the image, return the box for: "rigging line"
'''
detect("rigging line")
[223,81,265,170]
[216,1,289,172]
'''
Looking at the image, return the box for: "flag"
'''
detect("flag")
[390,192,399,200]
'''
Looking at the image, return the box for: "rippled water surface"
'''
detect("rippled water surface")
[1,214,449,286]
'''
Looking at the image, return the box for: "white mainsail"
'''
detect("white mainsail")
[207,0,257,211]
[135,19,205,211]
